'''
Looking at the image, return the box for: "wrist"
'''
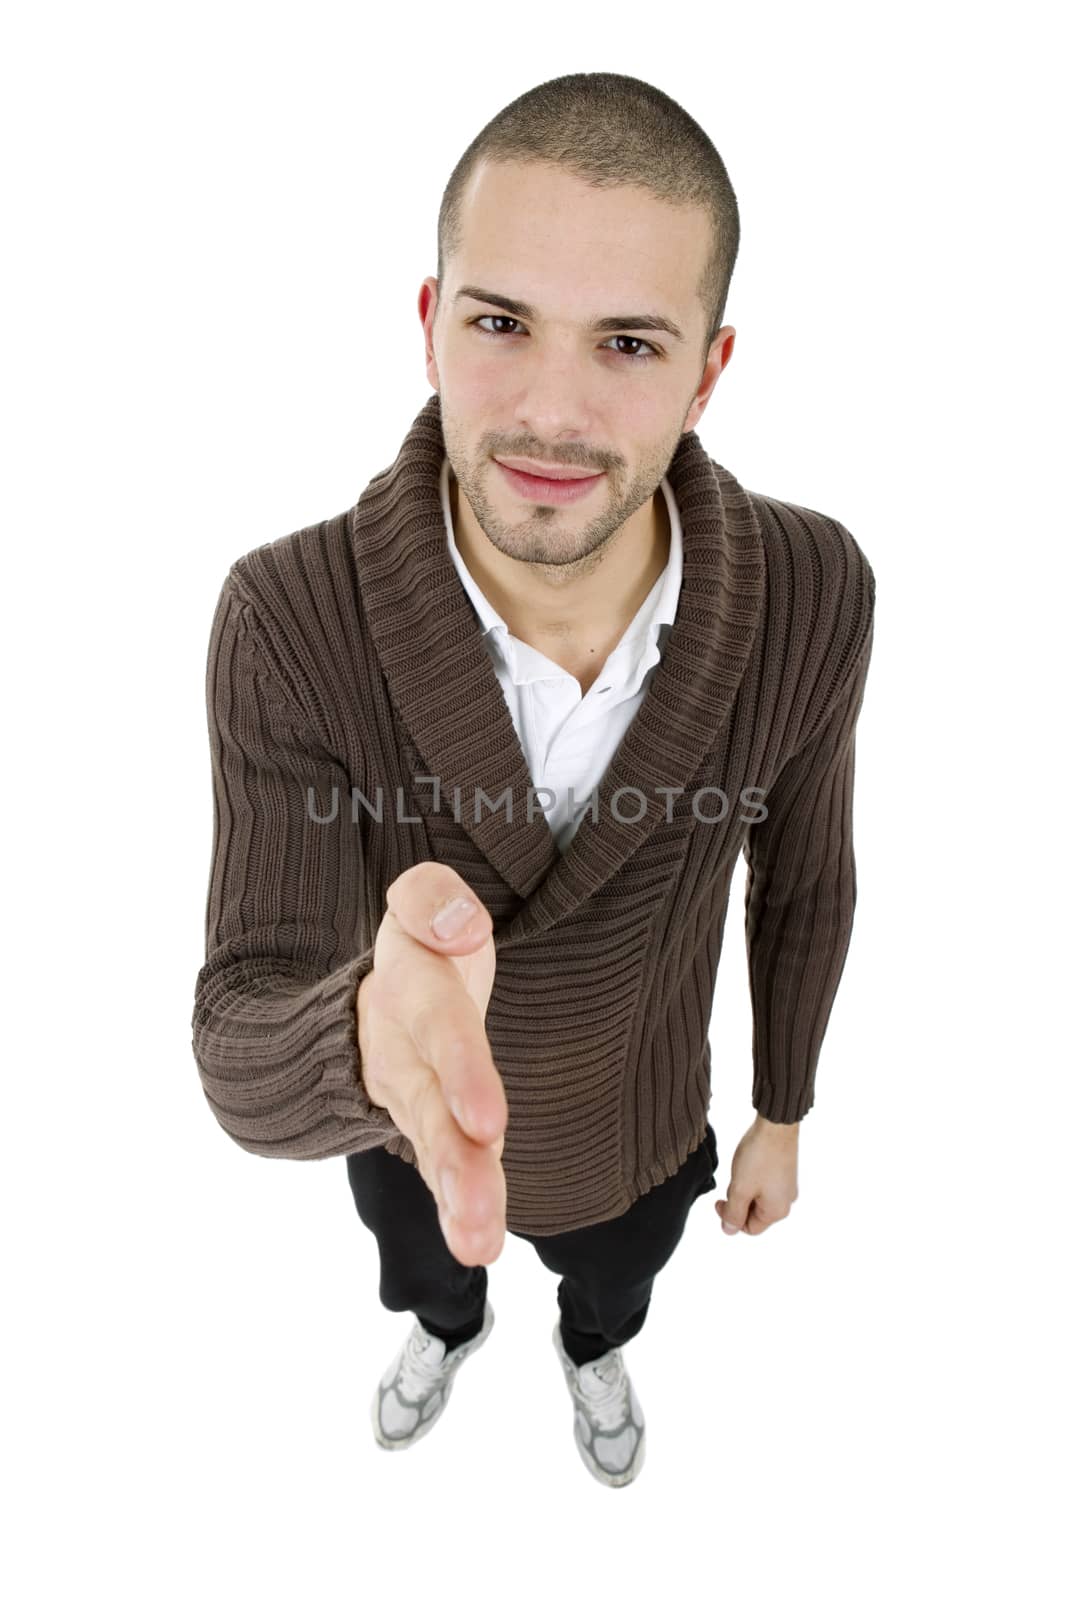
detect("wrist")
[755,1113,800,1137]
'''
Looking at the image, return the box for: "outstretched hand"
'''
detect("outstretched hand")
[714,1114,800,1236]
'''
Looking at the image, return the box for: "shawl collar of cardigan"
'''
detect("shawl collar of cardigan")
[348,391,766,949]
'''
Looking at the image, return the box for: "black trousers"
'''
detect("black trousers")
[345,1120,719,1366]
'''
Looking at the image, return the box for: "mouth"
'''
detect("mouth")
[493,458,606,505]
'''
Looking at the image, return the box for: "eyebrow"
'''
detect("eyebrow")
[454,284,685,343]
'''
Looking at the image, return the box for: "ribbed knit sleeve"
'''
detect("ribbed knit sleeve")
[190,577,400,1159]
[742,615,874,1124]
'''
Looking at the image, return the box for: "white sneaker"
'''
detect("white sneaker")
[552,1317,647,1487]
[370,1300,495,1451]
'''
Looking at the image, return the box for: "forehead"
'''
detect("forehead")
[456,159,710,306]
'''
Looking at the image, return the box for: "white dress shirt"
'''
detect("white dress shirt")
[439,458,684,853]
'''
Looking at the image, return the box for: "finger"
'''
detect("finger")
[385,862,493,954]
[744,1197,777,1236]
[371,1009,507,1262]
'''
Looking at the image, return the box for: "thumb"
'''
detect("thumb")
[715,1195,747,1235]
[386,862,492,953]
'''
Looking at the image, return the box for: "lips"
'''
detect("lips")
[494,459,605,504]
[494,457,601,482]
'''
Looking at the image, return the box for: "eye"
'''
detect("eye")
[469,314,660,362]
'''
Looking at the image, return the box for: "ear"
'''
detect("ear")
[418,277,441,391]
[683,324,736,432]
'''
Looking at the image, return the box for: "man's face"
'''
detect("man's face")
[419,159,734,570]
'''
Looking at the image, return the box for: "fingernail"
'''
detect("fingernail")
[432,897,476,938]
[723,1222,739,1234]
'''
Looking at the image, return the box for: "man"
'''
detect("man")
[191,72,876,1489]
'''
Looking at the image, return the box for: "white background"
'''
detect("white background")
[3,2,1063,1595]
